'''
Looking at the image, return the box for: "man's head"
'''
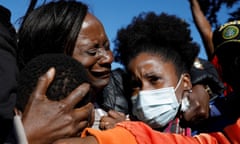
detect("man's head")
[213,20,240,91]
[16,54,91,112]
[213,20,240,53]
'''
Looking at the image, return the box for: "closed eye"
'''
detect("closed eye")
[86,48,97,56]
[103,42,110,50]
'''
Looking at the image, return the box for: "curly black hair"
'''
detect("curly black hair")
[114,12,200,73]
[16,54,91,112]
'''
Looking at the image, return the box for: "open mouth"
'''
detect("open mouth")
[91,70,110,78]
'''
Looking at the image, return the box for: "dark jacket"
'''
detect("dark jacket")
[100,68,131,114]
[0,5,18,143]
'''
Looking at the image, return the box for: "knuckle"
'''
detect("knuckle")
[58,102,67,110]
[64,114,74,124]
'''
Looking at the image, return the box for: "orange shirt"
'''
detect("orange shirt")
[82,124,137,144]
[82,118,240,144]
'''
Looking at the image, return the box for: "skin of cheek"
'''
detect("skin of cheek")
[182,84,210,124]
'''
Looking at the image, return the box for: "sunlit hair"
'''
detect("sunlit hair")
[114,12,200,74]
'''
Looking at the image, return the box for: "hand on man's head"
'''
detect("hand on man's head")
[22,68,94,144]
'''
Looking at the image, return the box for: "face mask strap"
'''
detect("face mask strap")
[174,74,183,91]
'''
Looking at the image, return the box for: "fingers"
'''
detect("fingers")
[107,110,126,121]
[72,103,94,130]
[72,103,94,121]
[99,121,113,130]
[108,110,125,118]
[99,116,118,130]
[99,110,127,130]
[76,121,89,134]
[29,67,56,101]
[99,121,108,130]
[53,103,93,138]
[62,83,90,109]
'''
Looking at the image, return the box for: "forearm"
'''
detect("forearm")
[117,121,231,144]
[82,121,233,144]
[189,0,214,60]
[82,125,137,144]
[56,120,239,144]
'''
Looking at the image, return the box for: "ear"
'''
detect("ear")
[182,73,192,90]
[14,107,23,117]
[175,73,192,102]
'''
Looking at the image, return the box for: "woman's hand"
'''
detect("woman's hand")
[22,68,94,144]
[99,110,127,130]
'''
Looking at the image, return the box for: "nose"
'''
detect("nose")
[198,109,209,119]
[97,48,114,64]
[196,102,209,120]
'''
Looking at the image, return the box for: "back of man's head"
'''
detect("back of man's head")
[213,20,240,91]
[16,54,91,112]
[213,20,240,58]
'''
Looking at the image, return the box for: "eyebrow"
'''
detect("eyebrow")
[143,71,159,78]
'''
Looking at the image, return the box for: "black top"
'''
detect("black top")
[0,5,18,143]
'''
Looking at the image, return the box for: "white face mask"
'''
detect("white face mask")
[131,76,183,129]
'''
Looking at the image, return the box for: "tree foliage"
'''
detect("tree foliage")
[198,0,240,29]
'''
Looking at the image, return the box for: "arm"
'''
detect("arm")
[54,119,240,144]
[22,68,94,144]
[54,136,98,144]
[188,0,214,60]
[54,125,137,144]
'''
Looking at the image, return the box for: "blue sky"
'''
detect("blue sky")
[1,0,237,69]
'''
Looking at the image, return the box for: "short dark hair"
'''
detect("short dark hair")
[16,54,90,112]
[114,12,199,76]
[18,0,88,70]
